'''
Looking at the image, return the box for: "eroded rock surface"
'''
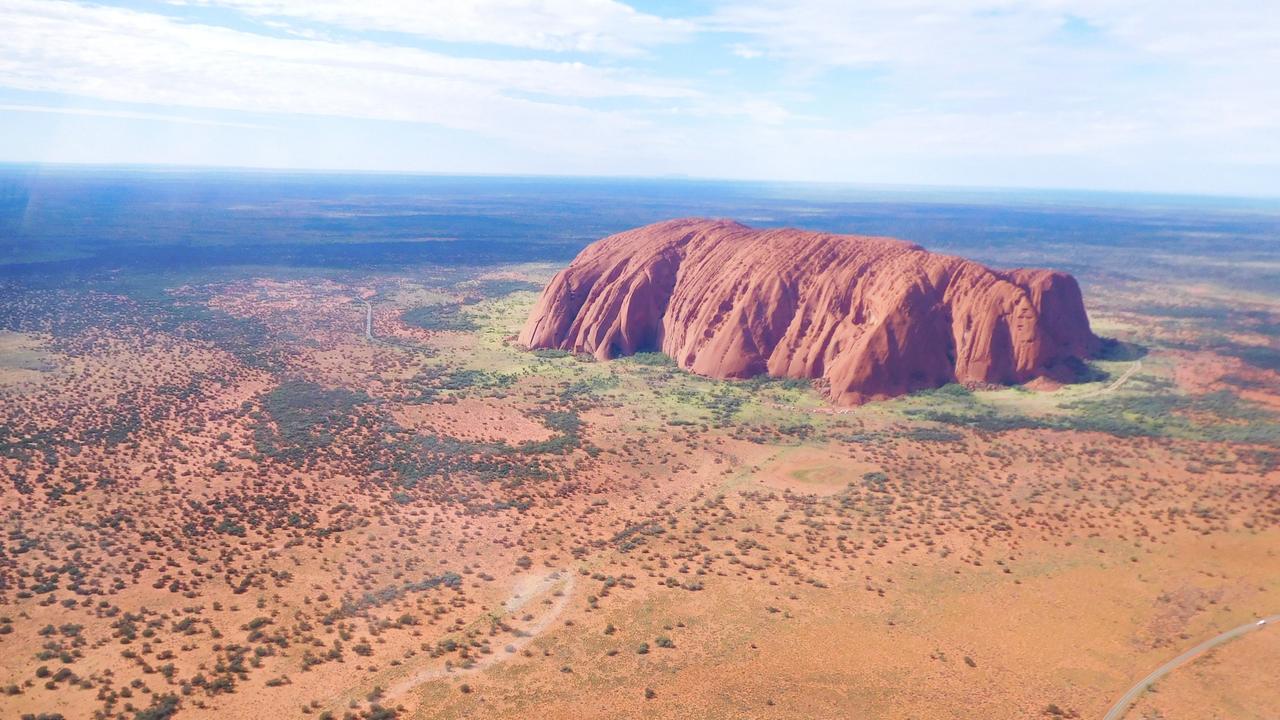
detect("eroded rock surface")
[520,219,1099,404]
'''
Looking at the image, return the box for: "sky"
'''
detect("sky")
[0,0,1278,196]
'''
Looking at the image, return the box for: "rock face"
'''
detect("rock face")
[520,219,1100,405]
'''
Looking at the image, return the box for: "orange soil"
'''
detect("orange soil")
[392,399,554,444]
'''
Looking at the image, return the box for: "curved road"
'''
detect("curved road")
[1074,359,1142,401]
[355,297,426,352]
[1102,614,1278,720]
[1102,359,1142,393]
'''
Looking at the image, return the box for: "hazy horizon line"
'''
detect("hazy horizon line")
[4,160,1280,208]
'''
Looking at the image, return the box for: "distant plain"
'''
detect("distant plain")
[1,167,1278,719]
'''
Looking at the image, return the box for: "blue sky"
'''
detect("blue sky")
[1,0,1277,195]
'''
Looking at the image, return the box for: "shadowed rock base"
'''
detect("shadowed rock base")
[520,219,1100,405]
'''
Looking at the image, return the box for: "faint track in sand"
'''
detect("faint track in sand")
[1102,614,1277,720]
[1074,359,1142,401]
[384,569,575,701]
[1103,359,1142,393]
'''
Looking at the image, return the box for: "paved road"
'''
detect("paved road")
[1102,614,1278,720]
[355,298,426,351]
[361,299,373,340]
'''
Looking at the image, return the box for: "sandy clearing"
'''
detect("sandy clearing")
[392,399,554,443]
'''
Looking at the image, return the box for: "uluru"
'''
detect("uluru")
[520,219,1100,405]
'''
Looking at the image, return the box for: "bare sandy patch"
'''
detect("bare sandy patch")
[1169,349,1280,409]
[750,445,884,496]
[393,398,554,443]
[0,331,55,383]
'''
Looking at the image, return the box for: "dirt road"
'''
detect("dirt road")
[384,569,576,701]
[1102,615,1277,720]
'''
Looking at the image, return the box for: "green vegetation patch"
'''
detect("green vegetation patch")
[253,380,370,463]
[322,572,462,624]
[382,406,587,508]
[404,364,516,401]
[1219,344,1280,373]
[1064,387,1280,443]
[902,426,965,443]
[401,304,478,332]
[626,352,677,367]
[458,279,543,300]
[903,375,1279,443]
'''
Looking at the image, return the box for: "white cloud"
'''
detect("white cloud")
[707,1,1280,71]
[703,0,1280,168]
[0,102,272,129]
[171,0,693,54]
[0,0,695,148]
[0,0,1276,192]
